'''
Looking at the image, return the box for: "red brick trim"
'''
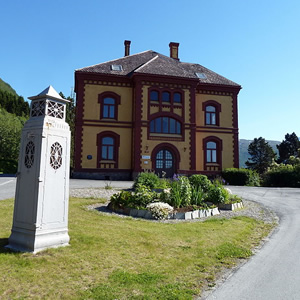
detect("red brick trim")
[96,131,120,168]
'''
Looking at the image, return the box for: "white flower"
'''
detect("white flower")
[146,202,173,220]
[225,187,232,194]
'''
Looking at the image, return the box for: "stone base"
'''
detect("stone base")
[6,227,70,253]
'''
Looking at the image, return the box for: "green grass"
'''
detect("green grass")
[0,197,273,299]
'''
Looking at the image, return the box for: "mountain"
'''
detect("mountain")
[239,139,280,168]
[0,78,17,97]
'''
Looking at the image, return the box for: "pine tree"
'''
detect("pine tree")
[246,137,276,174]
[277,132,300,163]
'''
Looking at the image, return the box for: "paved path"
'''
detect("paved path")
[0,177,133,200]
[204,186,300,300]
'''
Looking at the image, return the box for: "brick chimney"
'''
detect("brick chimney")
[169,42,179,60]
[124,40,131,57]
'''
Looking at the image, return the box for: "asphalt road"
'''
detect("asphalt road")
[0,177,133,200]
[204,186,300,300]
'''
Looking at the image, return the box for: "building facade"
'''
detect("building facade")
[74,41,241,180]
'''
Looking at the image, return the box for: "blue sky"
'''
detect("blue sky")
[1,0,299,141]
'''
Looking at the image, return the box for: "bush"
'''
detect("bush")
[133,172,160,189]
[0,159,18,174]
[109,191,133,209]
[132,184,158,208]
[222,168,260,186]
[206,185,230,205]
[189,174,212,192]
[263,164,300,187]
[163,176,192,208]
[109,185,158,209]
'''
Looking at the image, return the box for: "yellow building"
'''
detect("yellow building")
[74,41,241,179]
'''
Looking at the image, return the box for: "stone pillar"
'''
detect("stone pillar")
[6,86,71,253]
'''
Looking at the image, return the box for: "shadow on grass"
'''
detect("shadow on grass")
[0,238,13,254]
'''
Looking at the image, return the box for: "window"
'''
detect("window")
[162,92,170,102]
[203,100,221,126]
[150,117,181,134]
[203,137,223,171]
[98,92,120,120]
[101,137,114,160]
[150,90,159,101]
[97,131,120,168]
[205,106,216,125]
[111,65,123,71]
[173,92,182,103]
[103,98,115,119]
[206,141,217,163]
[149,89,183,105]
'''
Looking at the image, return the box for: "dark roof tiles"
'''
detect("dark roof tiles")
[76,50,240,87]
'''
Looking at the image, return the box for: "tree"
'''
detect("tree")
[245,137,276,174]
[277,132,300,163]
[59,92,75,168]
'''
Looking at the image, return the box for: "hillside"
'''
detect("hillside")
[239,139,280,168]
[0,78,17,97]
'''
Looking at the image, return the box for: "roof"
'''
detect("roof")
[76,50,240,87]
[28,85,69,102]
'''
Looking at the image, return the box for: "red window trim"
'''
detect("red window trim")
[96,131,120,168]
[98,91,121,120]
[202,100,221,126]
[203,136,223,170]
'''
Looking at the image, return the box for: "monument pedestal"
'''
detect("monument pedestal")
[6,86,71,253]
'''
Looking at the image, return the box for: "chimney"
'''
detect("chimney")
[169,42,179,60]
[124,40,131,57]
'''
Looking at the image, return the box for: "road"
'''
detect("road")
[0,177,133,200]
[204,186,300,300]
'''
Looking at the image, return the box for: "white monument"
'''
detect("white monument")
[6,86,71,253]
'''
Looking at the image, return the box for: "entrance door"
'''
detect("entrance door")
[155,149,175,178]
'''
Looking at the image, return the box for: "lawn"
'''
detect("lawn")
[0,197,273,299]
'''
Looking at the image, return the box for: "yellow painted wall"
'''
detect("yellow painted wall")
[195,94,233,128]
[81,126,132,169]
[139,85,191,171]
[84,84,132,121]
[195,132,234,171]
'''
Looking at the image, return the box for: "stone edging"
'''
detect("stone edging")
[110,202,243,220]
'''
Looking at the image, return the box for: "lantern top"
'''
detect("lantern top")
[28,86,70,103]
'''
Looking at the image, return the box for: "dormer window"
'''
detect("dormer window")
[111,65,123,71]
[196,72,207,79]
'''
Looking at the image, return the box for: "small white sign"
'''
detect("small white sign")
[142,155,151,159]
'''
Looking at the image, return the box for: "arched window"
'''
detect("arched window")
[206,141,217,163]
[98,92,120,120]
[150,90,159,101]
[103,98,115,119]
[203,100,221,126]
[205,106,216,125]
[97,131,120,169]
[162,92,170,102]
[101,137,114,160]
[150,117,181,134]
[203,137,223,171]
[173,92,182,103]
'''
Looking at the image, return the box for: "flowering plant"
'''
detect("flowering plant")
[146,202,173,220]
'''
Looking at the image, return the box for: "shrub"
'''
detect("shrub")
[0,159,18,174]
[109,191,133,209]
[263,164,300,187]
[190,185,205,206]
[109,185,157,209]
[206,185,229,205]
[146,202,173,220]
[188,174,212,192]
[165,176,192,208]
[222,168,260,186]
[133,172,160,190]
